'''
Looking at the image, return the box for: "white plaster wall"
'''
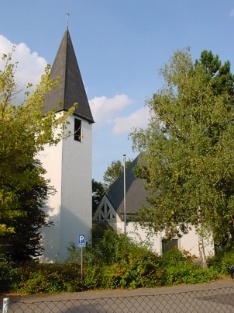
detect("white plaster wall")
[39,113,92,262]
[38,139,62,261]
[179,226,214,258]
[60,115,92,260]
[115,221,214,258]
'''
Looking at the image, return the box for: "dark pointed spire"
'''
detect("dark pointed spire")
[44,29,94,123]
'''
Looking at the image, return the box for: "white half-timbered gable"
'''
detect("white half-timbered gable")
[93,195,116,221]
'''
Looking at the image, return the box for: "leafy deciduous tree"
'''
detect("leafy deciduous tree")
[103,159,132,189]
[92,179,105,216]
[0,52,74,261]
[0,161,53,263]
[131,49,234,256]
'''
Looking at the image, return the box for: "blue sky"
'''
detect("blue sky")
[1,0,234,182]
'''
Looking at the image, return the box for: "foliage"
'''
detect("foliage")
[91,223,113,246]
[164,261,218,285]
[0,254,18,292]
[208,250,234,275]
[0,161,52,263]
[103,159,132,189]
[85,227,219,289]
[0,52,75,261]
[83,263,104,289]
[17,262,82,294]
[131,49,234,245]
[92,179,105,215]
[2,229,222,294]
[162,249,218,284]
[87,228,125,265]
[66,242,80,263]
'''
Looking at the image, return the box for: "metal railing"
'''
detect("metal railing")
[1,286,234,312]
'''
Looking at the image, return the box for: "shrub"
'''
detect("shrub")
[0,256,18,292]
[3,228,222,294]
[208,250,234,275]
[86,227,164,289]
[83,262,104,289]
[162,249,219,285]
[66,242,80,263]
[83,230,220,289]
[17,262,83,294]
[164,262,219,285]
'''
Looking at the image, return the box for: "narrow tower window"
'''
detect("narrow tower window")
[74,118,82,142]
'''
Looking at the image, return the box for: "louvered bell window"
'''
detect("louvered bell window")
[74,118,82,142]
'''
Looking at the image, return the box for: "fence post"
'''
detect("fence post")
[3,298,9,313]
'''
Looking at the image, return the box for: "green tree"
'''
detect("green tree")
[131,49,234,258]
[103,159,132,189]
[0,161,52,263]
[92,179,105,216]
[0,52,74,260]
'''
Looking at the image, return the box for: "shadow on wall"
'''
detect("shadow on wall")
[40,204,91,263]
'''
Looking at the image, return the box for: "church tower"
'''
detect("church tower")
[39,29,94,262]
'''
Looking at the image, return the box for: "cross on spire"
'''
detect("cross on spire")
[66,12,70,28]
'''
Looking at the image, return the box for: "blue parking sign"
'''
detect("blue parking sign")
[78,234,86,247]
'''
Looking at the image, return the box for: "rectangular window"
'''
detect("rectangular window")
[162,238,178,254]
[74,118,82,142]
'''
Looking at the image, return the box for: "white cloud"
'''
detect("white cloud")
[230,9,234,17]
[0,35,47,100]
[113,106,150,135]
[0,35,150,137]
[90,94,150,135]
[90,94,132,124]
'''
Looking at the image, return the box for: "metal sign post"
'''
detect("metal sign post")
[80,247,83,281]
[78,234,86,281]
[123,154,127,234]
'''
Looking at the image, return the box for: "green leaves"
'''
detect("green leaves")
[131,49,234,245]
[103,159,132,189]
[0,53,75,261]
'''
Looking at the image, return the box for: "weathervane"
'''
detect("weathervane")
[66,11,70,28]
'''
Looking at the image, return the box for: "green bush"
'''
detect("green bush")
[2,228,223,294]
[85,227,165,289]
[87,228,123,265]
[164,263,219,285]
[83,263,103,289]
[17,262,83,294]
[208,250,234,275]
[0,256,18,292]
[84,228,219,289]
[100,257,164,289]
[162,249,219,285]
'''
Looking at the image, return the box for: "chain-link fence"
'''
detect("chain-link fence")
[1,286,234,313]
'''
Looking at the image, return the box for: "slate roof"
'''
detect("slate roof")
[106,155,149,216]
[43,29,94,123]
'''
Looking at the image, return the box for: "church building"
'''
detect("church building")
[93,155,215,259]
[39,28,94,262]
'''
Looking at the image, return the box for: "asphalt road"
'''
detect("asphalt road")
[1,279,234,313]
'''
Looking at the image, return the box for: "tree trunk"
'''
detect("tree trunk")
[198,233,207,268]
[229,220,234,248]
[197,206,207,268]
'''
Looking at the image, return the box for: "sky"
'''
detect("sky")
[1,0,234,182]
